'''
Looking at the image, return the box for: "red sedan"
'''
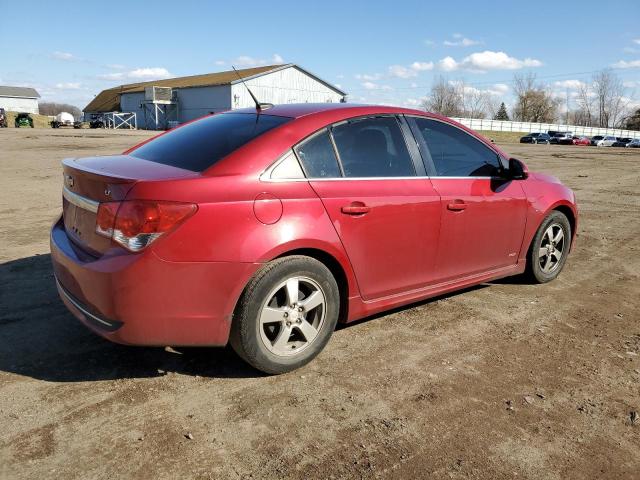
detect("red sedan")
[51,104,578,374]
[572,136,591,146]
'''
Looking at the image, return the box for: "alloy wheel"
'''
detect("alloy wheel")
[258,276,327,357]
[538,223,565,274]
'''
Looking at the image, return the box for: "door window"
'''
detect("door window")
[412,118,503,177]
[331,117,416,178]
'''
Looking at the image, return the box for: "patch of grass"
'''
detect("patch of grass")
[475,130,527,144]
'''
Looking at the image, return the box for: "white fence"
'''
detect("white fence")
[450,118,640,139]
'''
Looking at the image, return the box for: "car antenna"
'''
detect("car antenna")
[232,66,273,112]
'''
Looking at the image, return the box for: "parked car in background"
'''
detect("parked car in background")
[550,132,573,144]
[520,132,550,144]
[572,136,591,146]
[590,135,604,146]
[50,103,578,374]
[15,112,34,128]
[626,138,640,148]
[612,137,633,147]
[597,136,618,147]
[88,114,105,129]
[0,108,7,128]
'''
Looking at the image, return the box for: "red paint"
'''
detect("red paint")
[50,103,578,347]
[253,192,283,225]
[572,136,591,146]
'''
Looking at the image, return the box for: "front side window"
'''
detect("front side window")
[412,118,502,177]
[130,113,292,172]
[295,130,342,178]
[331,116,416,178]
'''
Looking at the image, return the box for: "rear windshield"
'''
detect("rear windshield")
[130,113,292,172]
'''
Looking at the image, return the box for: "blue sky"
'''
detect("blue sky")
[1,0,638,110]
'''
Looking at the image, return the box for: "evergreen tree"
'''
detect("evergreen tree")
[494,102,510,121]
[625,108,640,131]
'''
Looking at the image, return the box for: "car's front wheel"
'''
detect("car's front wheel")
[526,211,571,283]
[230,255,340,374]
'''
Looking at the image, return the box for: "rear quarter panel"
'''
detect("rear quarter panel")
[126,175,361,299]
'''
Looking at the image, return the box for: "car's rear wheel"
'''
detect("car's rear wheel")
[526,211,571,283]
[229,255,339,374]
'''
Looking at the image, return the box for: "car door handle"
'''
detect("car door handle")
[341,203,371,215]
[447,200,468,211]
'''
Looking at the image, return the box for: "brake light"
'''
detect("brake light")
[95,200,197,252]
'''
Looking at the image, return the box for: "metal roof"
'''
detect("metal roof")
[84,64,346,113]
[0,86,40,98]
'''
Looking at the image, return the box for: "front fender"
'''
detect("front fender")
[519,176,578,262]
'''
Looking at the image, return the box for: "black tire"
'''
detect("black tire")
[525,211,571,283]
[229,255,340,374]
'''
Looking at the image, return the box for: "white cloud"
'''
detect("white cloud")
[355,73,382,81]
[484,83,510,96]
[98,67,172,81]
[554,79,586,90]
[361,81,392,91]
[52,51,76,61]
[443,34,481,47]
[98,72,124,80]
[55,82,82,90]
[404,97,427,107]
[623,47,638,54]
[424,39,436,47]
[214,60,226,66]
[410,61,434,71]
[612,59,640,68]
[233,54,284,67]
[448,80,509,98]
[437,50,542,72]
[634,39,640,45]
[388,65,417,78]
[623,80,638,88]
[438,56,459,72]
[128,67,172,79]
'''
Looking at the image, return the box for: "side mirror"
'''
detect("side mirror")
[508,158,528,180]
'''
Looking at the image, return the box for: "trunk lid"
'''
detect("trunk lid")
[61,155,198,256]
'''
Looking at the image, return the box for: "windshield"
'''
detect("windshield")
[130,113,292,172]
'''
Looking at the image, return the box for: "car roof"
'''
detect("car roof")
[230,102,433,119]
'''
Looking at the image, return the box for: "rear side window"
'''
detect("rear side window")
[130,113,291,172]
[331,116,416,178]
[295,130,342,178]
[412,118,502,177]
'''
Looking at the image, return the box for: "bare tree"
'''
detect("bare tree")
[458,81,489,119]
[423,76,463,117]
[511,73,560,123]
[39,102,82,119]
[592,70,628,127]
[575,82,595,126]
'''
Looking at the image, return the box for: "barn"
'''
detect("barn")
[84,64,346,129]
[0,86,40,114]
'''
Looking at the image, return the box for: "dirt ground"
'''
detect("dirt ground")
[0,128,639,479]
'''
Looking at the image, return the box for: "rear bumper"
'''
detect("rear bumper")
[50,217,260,346]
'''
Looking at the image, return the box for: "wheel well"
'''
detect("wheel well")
[275,248,350,323]
[553,205,576,241]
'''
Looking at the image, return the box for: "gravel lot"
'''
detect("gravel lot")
[1,128,639,479]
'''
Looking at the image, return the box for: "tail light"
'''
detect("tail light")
[96,200,197,252]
